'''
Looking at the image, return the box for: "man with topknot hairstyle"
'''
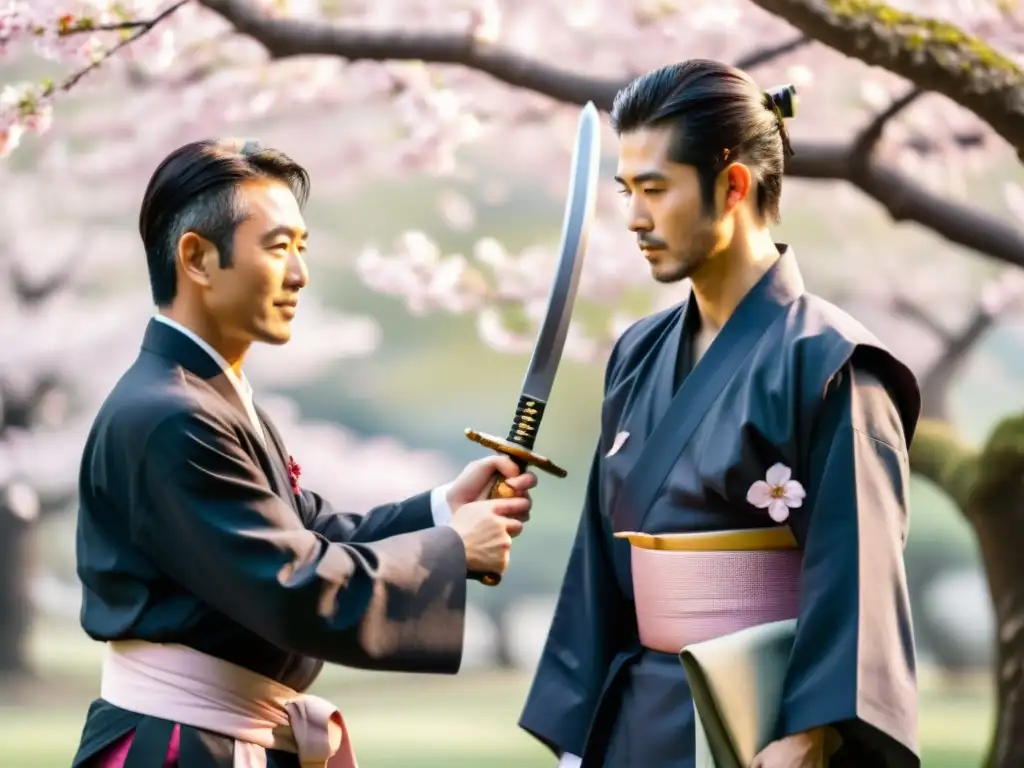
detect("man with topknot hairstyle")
[518,59,921,768]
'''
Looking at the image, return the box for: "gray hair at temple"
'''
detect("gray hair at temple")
[609,59,796,223]
[138,137,311,307]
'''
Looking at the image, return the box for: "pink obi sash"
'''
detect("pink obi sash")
[617,527,802,655]
[95,640,357,768]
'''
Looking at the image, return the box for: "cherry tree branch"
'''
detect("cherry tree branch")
[58,18,169,35]
[892,270,1024,419]
[26,3,1019,268]
[199,0,624,105]
[733,34,812,70]
[8,264,76,306]
[890,295,954,346]
[0,374,61,432]
[788,142,1024,268]
[851,86,923,157]
[192,0,1024,271]
[747,0,1024,158]
[905,307,993,421]
[56,0,191,93]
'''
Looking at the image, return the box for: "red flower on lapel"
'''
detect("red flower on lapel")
[287,455,302,495]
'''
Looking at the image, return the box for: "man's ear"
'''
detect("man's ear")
[715,162,753,215]
[176,232,217,289]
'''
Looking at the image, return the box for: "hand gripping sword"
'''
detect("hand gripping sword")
[465,101,601,587]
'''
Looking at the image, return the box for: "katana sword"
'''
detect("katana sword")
[465,101,602,587]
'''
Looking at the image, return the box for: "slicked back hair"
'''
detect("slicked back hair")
[610,59,794,222]
[138,138,311,307]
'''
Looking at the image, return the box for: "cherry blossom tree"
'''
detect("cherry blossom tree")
[3,0,1024,763]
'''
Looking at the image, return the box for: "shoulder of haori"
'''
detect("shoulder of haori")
[796,294,886,345]
[738,296,881,410]
[782,295,920,426]
[790,294,909,371]
[801,294,921,433]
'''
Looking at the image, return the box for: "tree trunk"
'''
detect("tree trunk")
[971,415,1024,768]
[0,500,37,677]
[910,416,1024,768]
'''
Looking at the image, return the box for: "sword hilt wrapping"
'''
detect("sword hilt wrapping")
[506,395,547,451]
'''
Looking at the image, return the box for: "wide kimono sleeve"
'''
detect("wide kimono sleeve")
[777,361,919,767]
[131,409,468,674]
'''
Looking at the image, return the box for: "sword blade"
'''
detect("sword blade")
[518,101,601,402]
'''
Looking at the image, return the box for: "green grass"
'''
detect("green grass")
[0,620,995,767]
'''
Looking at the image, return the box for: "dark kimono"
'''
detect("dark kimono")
[71,318,468,767]
[519,246,922,767]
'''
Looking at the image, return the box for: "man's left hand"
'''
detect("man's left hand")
[447,455,537,519]
[751,729,826,768]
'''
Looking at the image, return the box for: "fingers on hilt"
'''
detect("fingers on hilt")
[464,428,569,478]
[489,479,517,500]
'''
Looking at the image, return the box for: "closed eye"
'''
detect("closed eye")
[618,187,663,197]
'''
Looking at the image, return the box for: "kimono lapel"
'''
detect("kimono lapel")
[254,405,301,510]
[140,319,250,426]
[140,320,300,511]
[649,293,700,416]
[614,245,806,533]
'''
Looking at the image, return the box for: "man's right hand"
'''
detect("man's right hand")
[449,497,528,574]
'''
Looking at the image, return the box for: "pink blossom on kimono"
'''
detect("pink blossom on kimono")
[746,463,806,523]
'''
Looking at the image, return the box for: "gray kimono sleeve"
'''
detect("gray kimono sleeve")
[778,362,919,767]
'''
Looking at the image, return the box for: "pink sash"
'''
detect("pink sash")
[96,640,357,768]
[631,546,802,654]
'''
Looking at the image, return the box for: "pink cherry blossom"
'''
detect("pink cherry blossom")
[745,463,806,523]
[0,0,1020,520]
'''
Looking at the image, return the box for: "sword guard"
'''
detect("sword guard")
[463,429,568,478]
[463,428,568,589]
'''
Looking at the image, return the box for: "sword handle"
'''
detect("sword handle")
[469,460,527,587]
[482,468,522,500]
[464,428,569,588]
